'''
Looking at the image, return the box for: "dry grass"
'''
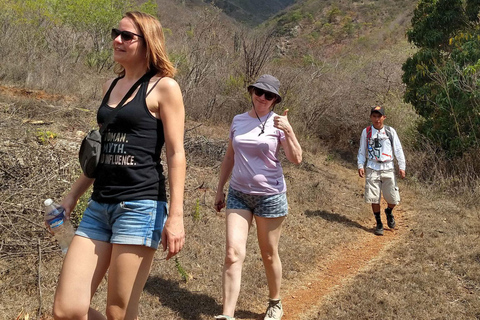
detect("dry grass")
[0,88,367,319]
[313,192,480,320]
[1,84,480,320]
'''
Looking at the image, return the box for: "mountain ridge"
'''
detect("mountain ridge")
[201,0,296,25]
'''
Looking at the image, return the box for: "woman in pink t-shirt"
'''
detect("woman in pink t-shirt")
[214,75,302,320]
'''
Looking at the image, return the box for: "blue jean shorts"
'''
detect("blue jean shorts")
[226,186,288,218]
[75,199,168,249]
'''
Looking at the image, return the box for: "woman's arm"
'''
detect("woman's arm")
[274,110,302,164]
[158,77,186,260]
[214,139,235,212]
[60,174,95,218]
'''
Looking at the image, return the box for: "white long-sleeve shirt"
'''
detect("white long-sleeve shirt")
[357,125,406,171]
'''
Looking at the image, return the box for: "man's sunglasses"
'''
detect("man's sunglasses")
[111,28,144,42]
[253,87,276,101]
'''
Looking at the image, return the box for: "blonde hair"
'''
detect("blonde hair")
[114,11,176,78]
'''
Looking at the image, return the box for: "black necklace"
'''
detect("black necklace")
[252,102,272,136]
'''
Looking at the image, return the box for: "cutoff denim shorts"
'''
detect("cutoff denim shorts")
[75,199,168,249]
[226,186,288,218]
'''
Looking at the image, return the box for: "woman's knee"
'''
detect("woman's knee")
[224,246,246,265]
[53,299,89,320]
[106,305,128,320]
[53,284,94,320]
[260,249,279,265]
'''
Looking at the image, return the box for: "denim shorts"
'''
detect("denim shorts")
[75,199,168,249]
[226,186,288,218]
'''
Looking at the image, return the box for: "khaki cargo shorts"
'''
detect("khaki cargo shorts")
[364,168,400,204]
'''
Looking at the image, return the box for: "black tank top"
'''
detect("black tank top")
[91,77,167,203]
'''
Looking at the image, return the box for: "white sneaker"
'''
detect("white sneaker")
[264,299,283,320]
[214,315,235,320]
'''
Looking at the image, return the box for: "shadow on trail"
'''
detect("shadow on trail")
[144,276,262,320]
[305,210,372,233]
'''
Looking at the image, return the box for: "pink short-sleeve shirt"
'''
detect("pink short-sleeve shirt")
[229,112,286,195]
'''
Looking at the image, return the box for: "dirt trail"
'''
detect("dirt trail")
[281,193,411,319]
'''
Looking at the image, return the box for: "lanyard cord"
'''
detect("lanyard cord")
[372,129,381,161]
[251,99,273,136]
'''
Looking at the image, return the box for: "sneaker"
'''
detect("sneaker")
[264,299,283,320]
[214,316,235,320]
[374,222,384,236]
[386,211,396,229]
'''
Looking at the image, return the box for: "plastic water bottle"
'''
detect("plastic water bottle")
[44,199,75,254]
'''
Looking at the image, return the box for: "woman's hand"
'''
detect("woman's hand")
[44,194,77,233]
[275,109,303,164]
[273,109,292,133]
[162,212,185,260]
[60,194,78,220]
[214,191,226,212]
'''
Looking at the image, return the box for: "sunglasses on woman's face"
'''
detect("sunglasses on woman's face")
[253,87,276,101]
[111,28,144,42]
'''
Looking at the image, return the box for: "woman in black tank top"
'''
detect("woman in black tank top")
[53,11,186,319]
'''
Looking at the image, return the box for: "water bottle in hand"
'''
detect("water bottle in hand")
[44,198,75,254]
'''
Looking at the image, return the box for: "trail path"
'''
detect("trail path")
[282,207,409,319]
[278,171,414,320]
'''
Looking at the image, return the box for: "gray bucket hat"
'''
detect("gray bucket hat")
[247,74,282,103]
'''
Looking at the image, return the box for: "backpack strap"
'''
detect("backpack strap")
[366,125,372,141]
[384,125,394,148]
[366,125,394,148]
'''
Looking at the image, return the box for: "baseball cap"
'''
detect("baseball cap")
[370,105,385,116]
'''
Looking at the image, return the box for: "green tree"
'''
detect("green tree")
[402,0,480,159]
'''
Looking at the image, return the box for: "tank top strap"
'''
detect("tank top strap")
[131,76,153,103]
[146,77,162,97]
[99,76,123,105]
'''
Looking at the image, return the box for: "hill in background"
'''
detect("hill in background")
[199,0,295,25]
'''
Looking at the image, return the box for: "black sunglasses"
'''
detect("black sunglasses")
[253,87,276,101]
[111,28,144,42]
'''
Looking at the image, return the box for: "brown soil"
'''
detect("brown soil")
[277,170,412,320]
[0,85,76,102]
[283,207,408,319]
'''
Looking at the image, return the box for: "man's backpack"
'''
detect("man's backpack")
[366,125,394,148]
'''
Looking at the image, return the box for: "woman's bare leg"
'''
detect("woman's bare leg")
[106,244,156,320]
[53,235,112,320]
[255,216,285,299]
[221,209,253,317]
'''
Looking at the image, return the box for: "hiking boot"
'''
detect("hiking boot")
[374,222,384,236]
[264,299,283,320]
[214,315,235,320]
[385,209,396,229]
